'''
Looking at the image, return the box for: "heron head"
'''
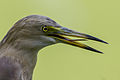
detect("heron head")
[2,15,108,53]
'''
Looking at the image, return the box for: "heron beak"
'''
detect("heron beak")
[49,27,108,54]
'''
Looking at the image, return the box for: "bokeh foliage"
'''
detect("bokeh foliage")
[0,0,119,80]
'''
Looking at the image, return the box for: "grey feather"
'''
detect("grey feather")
[0,57,21,80]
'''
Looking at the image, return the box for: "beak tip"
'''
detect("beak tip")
[85,46,104,54]
[86,35,108,44]
[100,52,104,54]
[104,42,109,44]
[100,40,108,44]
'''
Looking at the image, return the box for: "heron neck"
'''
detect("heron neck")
[0,39,44,80]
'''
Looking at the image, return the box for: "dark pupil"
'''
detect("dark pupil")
[44,27,48,30]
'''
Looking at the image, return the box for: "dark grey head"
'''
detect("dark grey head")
[1,15,108,53]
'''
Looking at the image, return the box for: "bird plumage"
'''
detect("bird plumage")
[0,57,21,80]
[0,15,57,80]
[0,15,107,80]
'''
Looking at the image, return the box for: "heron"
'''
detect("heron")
[0,15,108,80]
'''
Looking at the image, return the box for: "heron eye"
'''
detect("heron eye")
[42,25,48,32]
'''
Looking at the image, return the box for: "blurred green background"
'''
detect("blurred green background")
[0,0,119,80]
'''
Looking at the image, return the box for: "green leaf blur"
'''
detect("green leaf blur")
[0,0,119,80]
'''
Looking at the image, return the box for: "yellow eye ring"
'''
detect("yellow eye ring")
[42,25,48,32]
